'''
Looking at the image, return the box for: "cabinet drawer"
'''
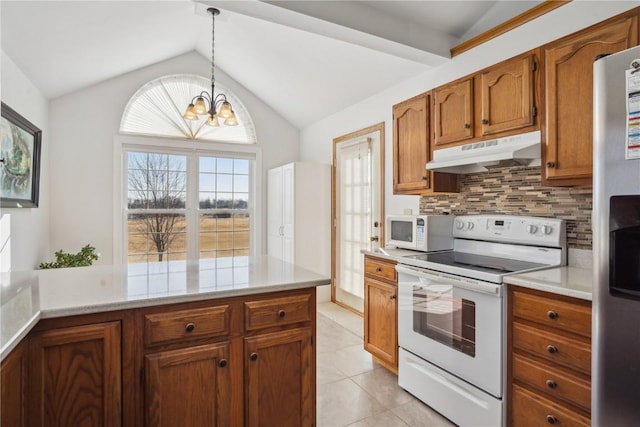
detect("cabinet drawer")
[364,258,397,282]
[144,305,231,347]
[513,353,590,411]
[512,290,591,337]
[512,322,591,375]
[512,384,590,427]
[245,294,312,331]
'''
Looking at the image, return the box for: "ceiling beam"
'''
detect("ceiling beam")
[201,0,452,66]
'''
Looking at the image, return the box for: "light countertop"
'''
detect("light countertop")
[0,256,330,361]
[360,247,428,262]
[504,266,592,301]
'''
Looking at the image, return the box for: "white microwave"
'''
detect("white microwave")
[386,215,454,252]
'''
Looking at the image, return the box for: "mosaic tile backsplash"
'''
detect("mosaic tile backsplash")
[419,166,593,249]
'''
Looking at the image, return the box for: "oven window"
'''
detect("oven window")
[412,285,476,357]
[391,221,413,243]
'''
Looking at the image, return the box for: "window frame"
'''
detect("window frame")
[114,134,261,264]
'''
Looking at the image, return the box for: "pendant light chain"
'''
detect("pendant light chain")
[210,8,216,96]
[182,7,238,127]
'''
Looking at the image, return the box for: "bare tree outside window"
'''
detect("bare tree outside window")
[127,153,187,262]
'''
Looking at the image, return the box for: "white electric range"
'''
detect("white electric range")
[396,215,566,427]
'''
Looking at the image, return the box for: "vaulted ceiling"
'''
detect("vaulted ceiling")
[1,0,542,129]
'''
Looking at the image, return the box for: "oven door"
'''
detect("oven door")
[397,264,503,398]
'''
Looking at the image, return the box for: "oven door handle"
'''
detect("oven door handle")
[396,264,501,297]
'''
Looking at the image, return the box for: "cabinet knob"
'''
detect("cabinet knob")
[481,119,489,125]
[546,379,557,389]
[422,176,428,181]
[546,415,558,425]
[250,352,259,361]
[546,162,556,168]
[219,359,228,368]
[185,323,195,333]
[546,345,558,354]
[278,310,286,318]
[547,310,558,320]
[375,267,382,273]
[390,295,396,300]
[464,123,471,129]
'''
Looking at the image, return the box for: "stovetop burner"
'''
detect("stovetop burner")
[405,251,547,275]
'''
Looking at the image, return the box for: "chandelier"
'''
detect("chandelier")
[183,8,238,127]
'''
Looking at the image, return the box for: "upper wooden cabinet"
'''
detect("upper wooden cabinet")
[542,14,639,186]
[434,53,538,148]
[434,78,474,146]
[480,54,536,136]
[392,93,458,195]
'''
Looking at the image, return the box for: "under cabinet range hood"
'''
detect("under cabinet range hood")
[426,130,541,174]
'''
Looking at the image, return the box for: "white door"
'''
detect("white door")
[333,124,383,313]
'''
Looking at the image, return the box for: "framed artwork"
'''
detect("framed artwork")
[0,102,42,208]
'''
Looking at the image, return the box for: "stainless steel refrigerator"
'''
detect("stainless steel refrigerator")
[593,45,640,426]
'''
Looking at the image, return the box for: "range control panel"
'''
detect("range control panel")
[452,215,566,247]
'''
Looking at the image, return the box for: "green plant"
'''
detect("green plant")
[39,244,99,269]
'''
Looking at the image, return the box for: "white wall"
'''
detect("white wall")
[49,51,299,265]
[299,1,637,217]
[0,52,50,271]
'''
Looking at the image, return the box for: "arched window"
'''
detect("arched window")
[120,74,256,144]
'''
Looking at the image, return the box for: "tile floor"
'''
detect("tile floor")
[316,302,457,427]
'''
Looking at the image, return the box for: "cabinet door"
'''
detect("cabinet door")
[145,342,232,427]
[543,16,638,185]
[27,321,122,427]
[481,54,535,136]
[267,167,284,260]
[1,340,26,427]
[245,327,313,427]
[434,78,474,146]
[364,277,397,370]
[392,95,430,193]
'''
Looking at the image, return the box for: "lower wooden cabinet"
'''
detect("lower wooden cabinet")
[245,327,313,427]
[508,285,592,426]
[363,255,398,373]
[0,287,316,427]
[27,321,123,426]
[144,342,233,427]
[1,340,27,427]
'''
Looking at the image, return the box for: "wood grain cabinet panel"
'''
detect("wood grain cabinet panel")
[144,304,231,347]
[508,285,592,425]
[245,327,313,427]
[244,293,312,331]
[363,255,398,373]
[27,321,122,427]
[144,342,232,427]
[434,78,474,146]
[543,14,638,186]
[512,384,590,427]
[1,341,26,427]
[512,289,591,337]
[392,94,458,195]
[480,54,535,136]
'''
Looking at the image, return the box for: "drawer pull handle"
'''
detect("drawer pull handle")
[547,345,558,354]
[218,359,228,368]
[250,352,259,361]
[546,415,558,424]
[375,267,382,273]
[546,379,557,389]
[278,310,286,318]
[547,310,558,320]
[185,323,195,333]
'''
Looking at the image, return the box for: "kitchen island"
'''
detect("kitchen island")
[0,256,329,426]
